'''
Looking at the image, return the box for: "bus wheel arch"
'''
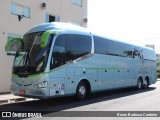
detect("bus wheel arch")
[137,76,143,90]
[76,79,91,100]
[143,76,149,89]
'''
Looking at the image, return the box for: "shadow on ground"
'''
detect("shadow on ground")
[0,86,156,114]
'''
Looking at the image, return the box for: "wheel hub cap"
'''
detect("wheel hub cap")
[79,86,86,95]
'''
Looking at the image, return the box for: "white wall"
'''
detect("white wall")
[0,0,87,93]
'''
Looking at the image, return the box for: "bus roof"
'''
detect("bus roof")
[93,33,155,52]
[25,22,91,35]
[25,22,155,53]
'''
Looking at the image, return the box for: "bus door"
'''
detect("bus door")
[50,34,76,95]
[49,35,66,96]
[49,57,66,96]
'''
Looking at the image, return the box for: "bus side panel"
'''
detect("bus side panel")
[143,60,157,85]
[49,67,66,96]
[66,67,75,94]
[73,58,97,92]
[91,54,115,90]
[150,61,157,84]
[112,57,124,88]
[124,58,135,87]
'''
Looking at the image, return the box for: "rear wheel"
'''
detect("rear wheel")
[76,81,89,100]
[143,78,149,89]
[137,78,143,90]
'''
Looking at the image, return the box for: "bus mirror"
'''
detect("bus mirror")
[41,30,56,48]
[5,37,23,56]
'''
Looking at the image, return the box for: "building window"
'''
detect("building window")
[72,0,82,6]
[11,3,30,18]
[46,14,60,23]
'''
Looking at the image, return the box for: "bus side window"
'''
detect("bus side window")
[50,35,65,70]
[94,36,114,55]
[140,50,143,59]
[65,34,91,62]
[133,49,141,59]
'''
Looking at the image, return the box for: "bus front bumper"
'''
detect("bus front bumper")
[10,85,49,99]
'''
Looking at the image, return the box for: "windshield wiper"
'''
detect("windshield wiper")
[15,51,28,74]
[15,39,32,75]
[17,71,30,77]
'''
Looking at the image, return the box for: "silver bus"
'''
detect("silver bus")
[5,22,157,100]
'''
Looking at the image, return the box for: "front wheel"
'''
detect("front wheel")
[76,81,89,100]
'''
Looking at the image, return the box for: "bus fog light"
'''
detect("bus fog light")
[33,81,48,88]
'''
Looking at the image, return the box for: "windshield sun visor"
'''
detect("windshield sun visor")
[41,30,56,48]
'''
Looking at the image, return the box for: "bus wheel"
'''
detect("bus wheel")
[76,81,89,100]
[137,78,143,90]
[143,78,149,89]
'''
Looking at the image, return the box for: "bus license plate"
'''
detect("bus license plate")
[19,90,25,94]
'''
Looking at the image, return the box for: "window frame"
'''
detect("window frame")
[133,49,141,59]
[94,36,114,55]
[50,34,92,70]
[46,13,60,23]
[94,36,134,58]
[65,34,92,62]
[11,2,30,18]
[50,34,66,70]
[71,0,82,7]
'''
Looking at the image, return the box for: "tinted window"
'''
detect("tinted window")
[142,49,156,61]
[124,45,133,58]
[66,34,91,61]
[113,42,123,56]
[94,36,114,55]
[50,35,65,69]
[94,36,133,58]
[133,48,141,59]
[113,42,133,57]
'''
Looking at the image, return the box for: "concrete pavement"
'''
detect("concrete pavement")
[0,93,35,104]
[0,93,25,104]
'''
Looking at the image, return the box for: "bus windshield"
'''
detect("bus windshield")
[13,32,51,77]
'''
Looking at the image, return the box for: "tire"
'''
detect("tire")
[76,81,89,100]
[137,78,143,90]
[143,78,149,89]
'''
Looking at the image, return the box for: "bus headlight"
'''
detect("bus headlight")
[33,81,48,88]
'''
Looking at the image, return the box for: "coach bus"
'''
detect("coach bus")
[5,22,157,100]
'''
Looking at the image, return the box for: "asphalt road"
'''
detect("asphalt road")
[0,80,160,119]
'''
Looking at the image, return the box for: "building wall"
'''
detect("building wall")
[0,0,87,93]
